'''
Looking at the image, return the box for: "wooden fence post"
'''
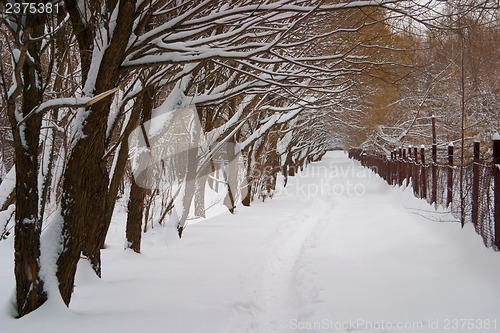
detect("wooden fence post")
[472,141,480,226]
[393,149,398,185]
[447,142,454,207]
[388,151,393,185]
[431,115,437,146]
[403,147,408,186]
[413,146,419,197]
[408,146,412,187]
[420,146,427,199]
[398,147,403,186]
[431,116,437,205]
[493,133,500,249]
[432,144,437,205]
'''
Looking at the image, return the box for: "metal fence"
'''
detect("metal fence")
[348,137,500,251]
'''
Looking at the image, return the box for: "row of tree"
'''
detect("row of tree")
[0,0,497,318]
[356,1,500,158]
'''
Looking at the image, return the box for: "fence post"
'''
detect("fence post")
[389,150,393,185]
[379,154,383,181]
[388,151,393,185]
[402,147,408,186]
[408,146,412,187]
[398,147,403,186]
[447,142,454,207]
[392,150,396,185]
[472,141,480,226]
[493,133,500,249]
[431,116,437,205]
[420,145,427,199]
[431,115,437,146]
[392,149,397,185]
[413,146,419,197]
[432,144,438,205]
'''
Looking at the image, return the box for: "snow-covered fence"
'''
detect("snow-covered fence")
[348,134,500,252]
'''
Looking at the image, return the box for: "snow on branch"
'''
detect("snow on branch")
[16,87,121,127]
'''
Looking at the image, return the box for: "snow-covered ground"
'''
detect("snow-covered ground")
[1,151,500,333]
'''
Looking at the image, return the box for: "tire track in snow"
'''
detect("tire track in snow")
[292,208,335,324]
[250,198,333,332]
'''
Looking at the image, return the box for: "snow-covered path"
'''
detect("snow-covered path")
[2,151,500,333]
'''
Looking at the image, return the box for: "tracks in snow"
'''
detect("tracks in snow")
[249,197,333,332]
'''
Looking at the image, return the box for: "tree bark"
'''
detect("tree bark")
[265,132,279,195]
[56,0,136,304]
[178,122,202,238]
[223,140,239,213]
[242,146,253,206]
[126,178,145,253]
[56,101,110,303]
[9,12,47,317]
[101,92,145,252]
[125,86,153,253]
[194,169,209,218]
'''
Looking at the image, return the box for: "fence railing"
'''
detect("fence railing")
[348,135,500,251]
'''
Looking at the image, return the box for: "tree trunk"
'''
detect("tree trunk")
[12,95,46,318]
[194,170,208,218]
[125,86,153,253]
[56,101,110,303]
[9,12,47,317]
[126,178,145,253]
[178,123,202,238]
[242,146,253,206]
[265,133,279,195]
[286,150,295,177]
[39,111,57,223]
[100,90,146,252]
[223,141,239,213]
[56,0,136,304]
